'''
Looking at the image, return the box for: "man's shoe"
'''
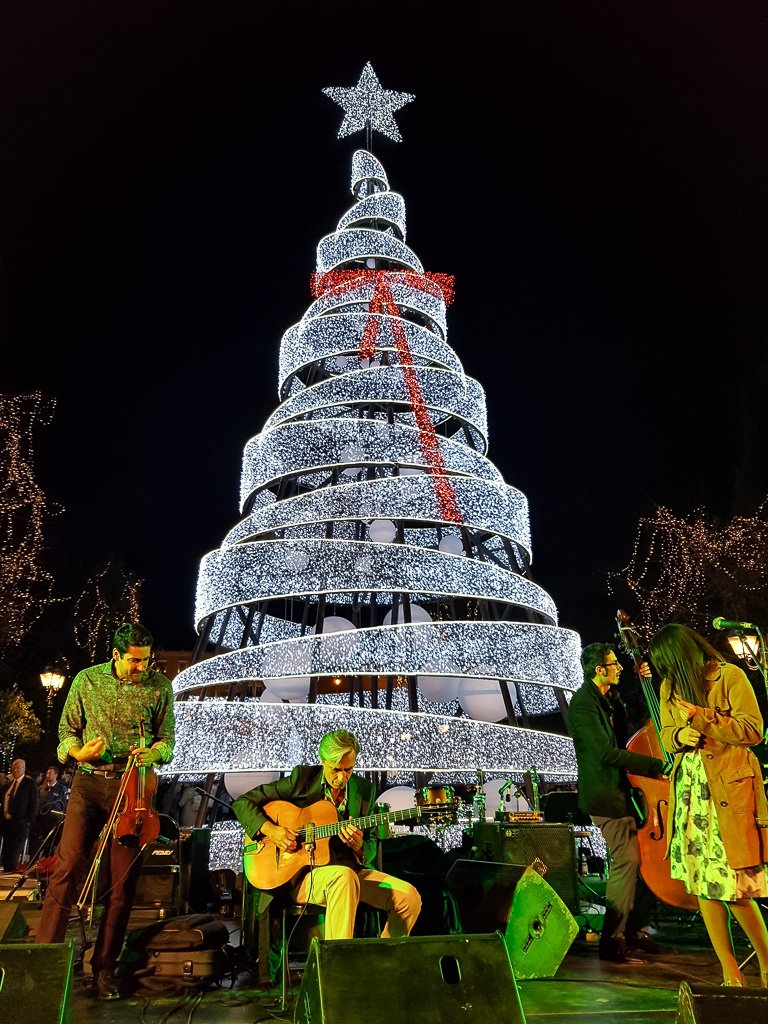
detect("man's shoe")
[626,931,663,955]
[599,939,647,965]
[94,969,121,1001]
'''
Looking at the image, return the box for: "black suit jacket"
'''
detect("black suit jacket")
[233,765,378,869]
[2,776,38,835]
[568,681,664,819]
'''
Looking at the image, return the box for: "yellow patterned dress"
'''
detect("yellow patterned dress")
[670,750,767,900]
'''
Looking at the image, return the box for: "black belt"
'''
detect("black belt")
[80,763,129,779]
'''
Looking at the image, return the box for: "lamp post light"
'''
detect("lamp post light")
[725,630,763,673]
[40,664,66,734]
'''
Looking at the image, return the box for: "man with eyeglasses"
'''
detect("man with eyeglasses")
[233,727,421,939]
[569,643,665,963]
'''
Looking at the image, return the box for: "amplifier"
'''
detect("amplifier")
[178,826,212,913]
[470,822,579,912]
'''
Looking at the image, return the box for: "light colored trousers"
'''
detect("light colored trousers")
[292,864,422,940]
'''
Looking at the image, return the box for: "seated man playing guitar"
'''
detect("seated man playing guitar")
[233,728,422,939]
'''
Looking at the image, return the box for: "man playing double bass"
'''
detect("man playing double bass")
[568,643,665,963]
[35,623,175,1001]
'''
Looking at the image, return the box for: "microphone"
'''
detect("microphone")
[712,617,757,631]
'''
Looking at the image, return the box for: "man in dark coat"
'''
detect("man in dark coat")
[1,758,39,872]
[233,728,421,939]
[29,765,69,856]
[568,643,664,962]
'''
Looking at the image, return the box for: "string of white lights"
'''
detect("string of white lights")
[278,315,462,389]
[239,418,498,508]
[170,701,577,777]
[351,149,389,195]
[337,191,406,237]
[317,228,423,275]
[195,539,558,624]
[224,475,532,556]
[175,620,580,696]
[301,277,449,336]
[262,366,487,437]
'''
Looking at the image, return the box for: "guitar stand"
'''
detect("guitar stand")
[75,754,138,952]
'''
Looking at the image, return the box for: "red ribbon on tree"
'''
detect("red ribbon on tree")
[311,269,462,524]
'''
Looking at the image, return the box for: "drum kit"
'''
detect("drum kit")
[378,775,534,842]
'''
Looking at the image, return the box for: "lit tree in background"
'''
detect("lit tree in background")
[0,393,60,650]
[171,65,582,815]
[609,501,768,638]
[74,560,144,661]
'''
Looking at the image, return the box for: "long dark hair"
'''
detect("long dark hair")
[648,623,724,704]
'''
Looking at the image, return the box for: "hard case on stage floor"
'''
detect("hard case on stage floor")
[676,982,768,1024]
[139,946,231,982]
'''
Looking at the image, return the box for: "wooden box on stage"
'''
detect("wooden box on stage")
[470,821,579,912]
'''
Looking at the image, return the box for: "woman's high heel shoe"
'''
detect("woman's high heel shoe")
[760,968,768,989]
[721,972,746,987]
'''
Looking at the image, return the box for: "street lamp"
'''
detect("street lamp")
[40,664,66,732]
[725,630,764,673]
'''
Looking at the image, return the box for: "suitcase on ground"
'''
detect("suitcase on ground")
[125,913,235,992]
[142,945,232,981]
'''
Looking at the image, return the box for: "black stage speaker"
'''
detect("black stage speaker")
[134,814,180,912]
[178,827,212,913]
[471,822,579,912]
[445,859,577,979]
[0,903,28,941]
[294,933,526,1024]
[676,982,768,1023]
[0,941,74,1024]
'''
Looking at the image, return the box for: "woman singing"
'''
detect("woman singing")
[648,623,768,987]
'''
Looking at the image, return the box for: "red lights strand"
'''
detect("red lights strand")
[314,269,462,524]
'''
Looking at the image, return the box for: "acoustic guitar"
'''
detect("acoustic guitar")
[243,798,455,890]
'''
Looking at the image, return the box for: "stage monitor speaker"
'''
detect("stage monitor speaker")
[0,902,28,941]
[676,981,768,1023]
[445,859,577,979]
[0,941,74,1024]
[471,821,579,912]
[294,933,526,1024]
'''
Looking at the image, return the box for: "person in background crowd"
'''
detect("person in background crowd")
[1,758,39,872]
[29,765,69,857]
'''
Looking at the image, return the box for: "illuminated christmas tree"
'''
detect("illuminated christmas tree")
[172,65,581,822]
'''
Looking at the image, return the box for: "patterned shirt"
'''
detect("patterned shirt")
[57,660,175,765]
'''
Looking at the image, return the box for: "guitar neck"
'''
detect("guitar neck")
[296,804,424,843]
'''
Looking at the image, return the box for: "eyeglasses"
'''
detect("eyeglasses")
[601,661,622,669]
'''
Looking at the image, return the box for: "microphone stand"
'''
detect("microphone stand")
[2,816,65,902]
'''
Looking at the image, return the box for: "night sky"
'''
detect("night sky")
[4,3,767,660]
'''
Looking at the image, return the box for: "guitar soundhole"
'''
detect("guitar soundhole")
[439,955,462,985]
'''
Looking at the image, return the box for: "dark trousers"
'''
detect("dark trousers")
[35,771,145,972]
[1,821,30,872]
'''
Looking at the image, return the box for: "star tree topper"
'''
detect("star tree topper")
[323,62,415,143]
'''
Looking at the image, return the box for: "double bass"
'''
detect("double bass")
[617,610,697,910]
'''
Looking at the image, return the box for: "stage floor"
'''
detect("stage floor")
[4,899,765,1023]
